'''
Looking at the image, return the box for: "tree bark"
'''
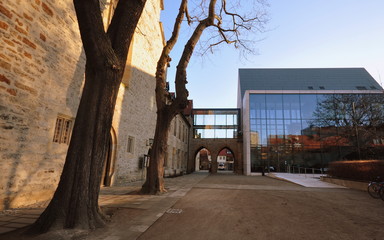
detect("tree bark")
[141,108,175,194]
[27,0,147,233]
[141,0,217,194]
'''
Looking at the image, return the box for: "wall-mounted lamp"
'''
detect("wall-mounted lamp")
[147,138,154,147]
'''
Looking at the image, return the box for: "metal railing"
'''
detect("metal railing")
[286,165,327,178]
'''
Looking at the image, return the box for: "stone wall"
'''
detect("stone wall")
[111,0,164,184]
[164,114,190,177]
[0,0,164,210]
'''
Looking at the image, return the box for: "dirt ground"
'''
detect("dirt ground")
[138,175,384,240]
[2,174,384,240]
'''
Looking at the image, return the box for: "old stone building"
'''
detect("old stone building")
[0,0,192,210]
[164,113,191,177]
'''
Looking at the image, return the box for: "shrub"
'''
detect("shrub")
[328,160,384,182]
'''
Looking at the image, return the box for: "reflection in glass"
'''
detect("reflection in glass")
[249,93,384,172]
[300,94,318,119]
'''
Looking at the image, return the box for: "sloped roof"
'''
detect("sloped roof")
[238,68,382,99]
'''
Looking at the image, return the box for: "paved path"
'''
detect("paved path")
[1,172,383,240]
[0,172,208,239]
[139,174,384,240]
[269,173,346,188]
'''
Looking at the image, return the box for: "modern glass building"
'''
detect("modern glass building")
[238,68,384,175]
[192,109,240,139]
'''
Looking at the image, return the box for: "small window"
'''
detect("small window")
[307,86,313,90]
[319,86,325,90]
[178,120,182,139]
[370,86,377,90]
[53,115,73,144]
[174,119,177,136]
[127,136,135,153]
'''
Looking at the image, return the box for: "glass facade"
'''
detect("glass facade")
[249,93,384,172]
[193,109,240,139]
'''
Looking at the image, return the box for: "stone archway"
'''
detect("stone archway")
[217,147,235,172]
[188,138,243,174]
[194,147,212,171]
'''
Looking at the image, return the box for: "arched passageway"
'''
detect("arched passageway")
[188,138,243,174]
[195,147,212,171]
[217,147,235,172]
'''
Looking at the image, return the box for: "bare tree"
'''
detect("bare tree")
[26,0,147,234]
[141,0,269,194]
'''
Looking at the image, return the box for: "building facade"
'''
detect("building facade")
[164,113,191,177]
[0,0,193,210]
[188,108,243,174]
[238,68,384,175]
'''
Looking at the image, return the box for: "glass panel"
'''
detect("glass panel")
[300,94,318,119]
[283,94,300,119]
[227,129,236,138]
[250,131,260,147]
[215,129,227,138]
[194,115,204,125]
[203,129,215,138]
[204,115,215,125]
[250,94,266,118]
[285,119,302,136]
[227,114,234,125]
[266,94,283,119]
[215,115,226,125]
[260,130,268,145]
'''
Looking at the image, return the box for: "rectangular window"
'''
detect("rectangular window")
[179,121,182,139]
[53,115,73,144]
[127,136,135,153]
[174,118,177,136]
[182,125,185,142]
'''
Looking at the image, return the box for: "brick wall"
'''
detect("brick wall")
[0,0,164,209]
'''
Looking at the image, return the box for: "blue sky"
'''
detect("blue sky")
[161,0,384,108]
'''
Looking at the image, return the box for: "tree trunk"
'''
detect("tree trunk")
[141,0,217,194]
[141,108,174,194]
[27,0,148,233]
[29,62,122,233]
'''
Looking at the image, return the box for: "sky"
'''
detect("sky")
[160,0,384,108]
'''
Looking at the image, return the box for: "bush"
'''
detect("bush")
[328,160,384,182]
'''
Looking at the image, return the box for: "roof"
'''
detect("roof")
[238,68,383,99]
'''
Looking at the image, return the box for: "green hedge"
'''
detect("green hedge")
[328,160,384,182]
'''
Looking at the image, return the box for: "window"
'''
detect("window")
[179,121,182,139]
[182,125,185,142]
[174,118,177,136]
[53,115,73,144]
[127,136,135,153]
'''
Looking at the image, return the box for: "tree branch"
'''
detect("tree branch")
[171,0,217,112]
[73,0,114,68]
[156,0,189,111]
